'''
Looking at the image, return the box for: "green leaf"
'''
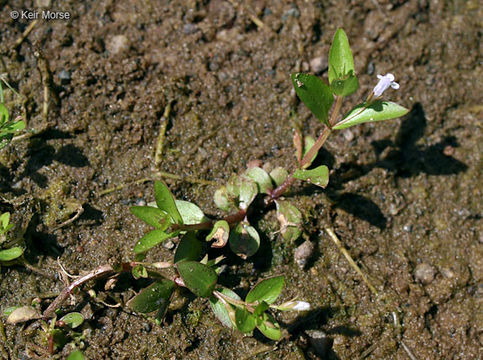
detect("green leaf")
[6,306,41,324]
[132,264,148,279]
[239,177,258,210]
[334,101,409,130]
[0,104,9,125]
[328,28,355,84]
[269,167,288,187]
[246,276,285,305]
[293,165,329,188]
[229,223,260,259]
[127,279,174,314]
[67,350,85,360]
[275,200,302,242]
[206,220,230,248]
[330,72,359,97]
[60,312,84,328]
[214,186,235,212]
[302,135,316,169]
[256,312,282,340]
[130,206,171,230]
[209,288,241,328]
[154,181,182,224]
[174,232,202,263]
[291,73,334,125]
[0,212,10,230]
[235,307,256,333]
[244,167,273,194]
[133,229,176,254]
[253,301,269,316]
[176,261,217,298]
[175,200,208,225]
[0,246,23,261]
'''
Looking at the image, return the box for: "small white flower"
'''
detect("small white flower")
[372,73,400,97]
[292,301,311,311]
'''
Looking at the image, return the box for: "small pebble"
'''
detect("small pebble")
[310,56,328,74]
[294,240,315,269]
[135,198,147,206]
[58,69,71,84]
[403,224,413,233]
[282,7,300,19]
[163,239,175,250]
[183,23,198,35]
[443,145,455,156]
[106,35,130,55]
[366,61,375,75]
[343,128,354,141]
[414,263,437,285]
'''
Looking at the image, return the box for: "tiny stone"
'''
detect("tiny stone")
[367,61,375,75]
[414,263,437,285]
[301,61,309,72]
[183,23,198,35]
[163,239,176,250]
[310,56,328,74]
[403,224,413,232]
[443,145,455,156]
[58,69,71,84]
[283,7,300,19]
[134,198,147,206]
[106,35,130,55]
[294,240,315,269]
[343,128,354,141]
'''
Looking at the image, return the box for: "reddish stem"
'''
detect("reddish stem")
[171,208,247,231]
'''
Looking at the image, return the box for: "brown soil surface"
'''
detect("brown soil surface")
[0,0,481,359]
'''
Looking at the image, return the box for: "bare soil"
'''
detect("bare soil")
[0,0,481,359]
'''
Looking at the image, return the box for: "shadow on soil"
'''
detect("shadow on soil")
[304,103,467,229]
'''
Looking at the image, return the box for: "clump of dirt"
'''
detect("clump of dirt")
[0,0,481,359]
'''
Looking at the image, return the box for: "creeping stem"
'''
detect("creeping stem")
[270,96,343,202]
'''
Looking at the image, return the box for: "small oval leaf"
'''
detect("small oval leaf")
[235,307,256,334]
[134,230,176,254]
[328,28,355,84]
[206,220,230,248]
[257,312,282,340]
[229,223,260,259]
[154,181,183,224]
[276,200,302,242]
[175,200,208,225]
[334,101,409,130]
[246,276,285,305]
[291,73,334,125]
[244,167,273,194]
[0,246,23,261]
[67,350,85,360]
[174,232,202,263]
[127,279,174,314]
[293,165,329,188]
[130,206,171,230]
[176,261,217,298]
[209,288,241,328]
[269,167,288,187]
[60,312,84,328]
[6,306,41,324]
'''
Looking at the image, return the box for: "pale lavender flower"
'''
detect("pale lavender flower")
[372,73,400,97]
[275,300,311,311]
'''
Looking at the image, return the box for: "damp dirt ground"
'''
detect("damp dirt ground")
[0,1,481,359]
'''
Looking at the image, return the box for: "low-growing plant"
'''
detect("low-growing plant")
[6,28,408,346]
[0,212,24,265]
[0,76,25,149]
